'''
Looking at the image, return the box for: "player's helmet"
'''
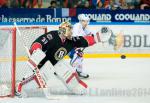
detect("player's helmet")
[78,14,90,22]
[59,21,73,38]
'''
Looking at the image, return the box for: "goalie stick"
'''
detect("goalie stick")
[14,22,65,100]
[14,23,31,57]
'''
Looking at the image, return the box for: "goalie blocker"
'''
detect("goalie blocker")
[16,49,87,96]
[93,26,124,50]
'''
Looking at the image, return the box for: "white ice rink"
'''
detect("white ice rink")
[1,58,150,103]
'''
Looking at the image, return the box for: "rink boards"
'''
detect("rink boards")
[0,22,150,59]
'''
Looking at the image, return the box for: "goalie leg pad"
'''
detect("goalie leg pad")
[16,49,47,94]
[16,74,36,93]
[28,48,46,66]
[26,48,47,88]
[15,61,52,97]
[54,60,88,95]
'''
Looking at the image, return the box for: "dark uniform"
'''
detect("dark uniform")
[30,30,94,68]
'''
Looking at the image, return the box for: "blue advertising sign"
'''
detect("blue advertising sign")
[0,8,149,23]
[0,8,54,23]
[77,9,150,23]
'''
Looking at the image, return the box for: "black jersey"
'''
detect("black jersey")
[31,30,89,67]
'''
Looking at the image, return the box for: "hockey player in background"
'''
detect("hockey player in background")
[69,14,92,78]
[15,21,124,97]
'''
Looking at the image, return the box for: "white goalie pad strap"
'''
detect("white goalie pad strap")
[54,60,88,95]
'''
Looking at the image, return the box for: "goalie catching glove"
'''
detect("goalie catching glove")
[94,26,124,50]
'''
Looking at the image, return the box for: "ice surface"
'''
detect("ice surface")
[1,58,150,103]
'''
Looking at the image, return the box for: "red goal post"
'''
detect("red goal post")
[0,26,47,97]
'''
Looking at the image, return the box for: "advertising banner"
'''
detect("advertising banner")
[0,9,149,23]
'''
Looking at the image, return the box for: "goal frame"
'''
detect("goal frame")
[0,26,47,97]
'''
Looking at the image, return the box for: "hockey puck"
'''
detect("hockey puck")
[121,55,126,59]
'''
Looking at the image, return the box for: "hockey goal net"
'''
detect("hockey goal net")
[0,26,47,97]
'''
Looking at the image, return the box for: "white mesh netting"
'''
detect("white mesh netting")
[0,29,13,96]
[0,26,47,97]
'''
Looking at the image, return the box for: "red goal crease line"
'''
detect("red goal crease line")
[0,54,150,62]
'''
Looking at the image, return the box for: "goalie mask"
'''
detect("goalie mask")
[59,22,73,39]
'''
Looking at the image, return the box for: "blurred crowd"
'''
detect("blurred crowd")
[0,0,149,10]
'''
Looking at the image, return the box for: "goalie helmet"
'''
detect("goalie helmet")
[59,21,73,39]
